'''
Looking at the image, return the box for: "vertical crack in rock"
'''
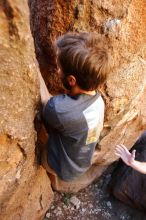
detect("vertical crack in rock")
[74,6,79,19]
[17,143,27,160]
[39,194,43,210]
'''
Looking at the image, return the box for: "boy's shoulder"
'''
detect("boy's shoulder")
[51,94,81,112]
[51,92,104,113]
[51,94,72,107]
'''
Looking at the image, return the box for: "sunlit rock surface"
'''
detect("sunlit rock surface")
[0,1,53,219]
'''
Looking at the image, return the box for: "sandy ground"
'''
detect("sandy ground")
[43,164,146,220]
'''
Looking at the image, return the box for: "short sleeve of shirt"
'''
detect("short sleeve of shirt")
[42,97,63,131]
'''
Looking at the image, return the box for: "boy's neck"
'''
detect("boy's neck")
[69,86,96,96]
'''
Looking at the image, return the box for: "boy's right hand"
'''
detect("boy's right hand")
[115,144,136,166]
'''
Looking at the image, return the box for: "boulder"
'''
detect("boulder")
[0,1,53,219]
[29,0,146,192]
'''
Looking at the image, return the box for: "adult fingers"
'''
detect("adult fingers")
[116,145,126,153]
[115,148,124,155]
[115,152,121,157]
[131,149,136,159]
[117,144,131,155]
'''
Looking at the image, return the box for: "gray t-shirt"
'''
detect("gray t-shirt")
[43,92,104,181]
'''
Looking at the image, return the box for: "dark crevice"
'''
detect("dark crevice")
[17,143,27,160]
[39,194,43,210]
[2,0,19,38]
[74,6,79,19]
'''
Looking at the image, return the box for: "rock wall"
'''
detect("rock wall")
[0,1,53,220]
[29,0,146,164]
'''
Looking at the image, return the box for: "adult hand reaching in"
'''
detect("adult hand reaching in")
[115,144,146,174]
[115,144,136,166]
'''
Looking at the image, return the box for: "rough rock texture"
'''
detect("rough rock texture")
[29,0,146,189]
[0,1,53,220]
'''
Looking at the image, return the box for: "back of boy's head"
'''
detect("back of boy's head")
[55,32,110,91]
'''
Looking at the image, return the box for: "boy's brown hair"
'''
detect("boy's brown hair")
[56,32,110,91]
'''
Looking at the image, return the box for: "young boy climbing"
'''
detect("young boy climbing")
[38,32,110,191]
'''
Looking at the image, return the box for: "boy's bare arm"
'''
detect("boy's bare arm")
[38,71,52,107]
[115,144,146,174]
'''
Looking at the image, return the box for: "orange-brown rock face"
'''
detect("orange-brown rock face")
[29,0,146,174]
[0,1,53,220]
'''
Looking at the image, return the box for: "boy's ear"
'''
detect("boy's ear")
[67,75,76,86]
